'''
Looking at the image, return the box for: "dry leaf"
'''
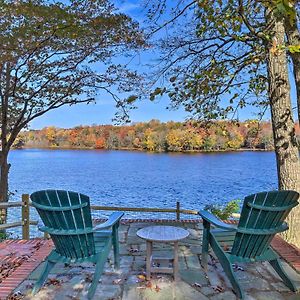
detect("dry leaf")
[47,278,61,286]
[7,291,24,300]
[113,278,123,285]
[137,274,146,281]
[154,285,161,293]
[193,282,202,289]
[212,285,224,292]
[129,248,139,253]
[223,244,229,251]
[232,264,244,271]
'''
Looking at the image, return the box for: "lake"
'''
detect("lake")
[7,149,277,236]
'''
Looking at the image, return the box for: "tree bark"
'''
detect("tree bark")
[267,14,300,247]
[0,62,11,224]
[0,150,10,224]
[284,16,300,123]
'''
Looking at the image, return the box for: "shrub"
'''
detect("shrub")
[204,199,240,220]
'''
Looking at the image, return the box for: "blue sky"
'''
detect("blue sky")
[29,0,297,129]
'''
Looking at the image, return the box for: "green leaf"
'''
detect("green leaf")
[126,95,138,104]
[288,45,300,53]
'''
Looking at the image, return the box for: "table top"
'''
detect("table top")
[136,225,189,242]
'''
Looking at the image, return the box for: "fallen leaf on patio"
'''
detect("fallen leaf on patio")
[154,285,161,293]
[137,274,146,281]
[73,282,84,291]
[113,278,123,285]
[223,244,229,251]
[232,264,244,271]
[7,291,24,300]
[66,293,81,299]
[85,273,93,282]
[26,282,34,289]
[129,248,139,253]
[47,278,61,286]
[212,285,224,292]
[32,241,43,251]
[0,259,29,283]
[208,254,218,267]
[193,282,202,289]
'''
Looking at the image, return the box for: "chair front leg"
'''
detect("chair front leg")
[210,235,244,299]
[201,219,210,271]
[32,256,56,295]
[88,253,107,300]
[112,223,120,270]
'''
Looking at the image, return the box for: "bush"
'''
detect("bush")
[204,199,240,220]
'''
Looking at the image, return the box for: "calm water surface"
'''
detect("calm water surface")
[8,149,277,235]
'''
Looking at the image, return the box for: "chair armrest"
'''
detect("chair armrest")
[199,210,237,231]
[93,212,124,231]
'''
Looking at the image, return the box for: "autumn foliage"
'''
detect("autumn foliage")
[16,120,300,152]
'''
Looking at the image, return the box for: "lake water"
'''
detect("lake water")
[7,149,277,236]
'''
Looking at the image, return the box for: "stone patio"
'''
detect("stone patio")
[12,220,300,300]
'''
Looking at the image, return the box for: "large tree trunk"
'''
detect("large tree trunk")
[0,150,10,224]
[267,14,300,248]
[284,15,300,123]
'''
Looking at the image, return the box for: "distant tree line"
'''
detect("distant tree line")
[15,120,300,152]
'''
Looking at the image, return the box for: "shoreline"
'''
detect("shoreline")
[12,146,274,153]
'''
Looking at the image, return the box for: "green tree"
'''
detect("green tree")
[0,0,144,219]
[146,0,300,246]
[283,1,300,122]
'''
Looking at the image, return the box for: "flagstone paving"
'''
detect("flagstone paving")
[9,221,300,299]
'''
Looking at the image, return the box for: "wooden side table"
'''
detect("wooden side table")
[136,225,189,280]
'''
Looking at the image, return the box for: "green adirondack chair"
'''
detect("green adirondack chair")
[199,190,299,299]
[30,190,124,299]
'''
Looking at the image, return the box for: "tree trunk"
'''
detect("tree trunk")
[284,16,300,123]
[267,14,300,248]
[0,150,10,224]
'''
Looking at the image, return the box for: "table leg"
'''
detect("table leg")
[174,241,179,281]
[146,241,152,280]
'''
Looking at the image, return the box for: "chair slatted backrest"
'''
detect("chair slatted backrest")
[31,190,96,259]
[231,190,299,258]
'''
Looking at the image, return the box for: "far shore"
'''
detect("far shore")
[13,146,273,154]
